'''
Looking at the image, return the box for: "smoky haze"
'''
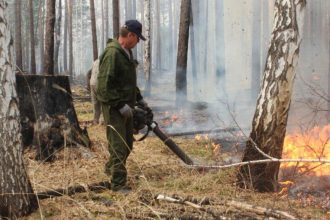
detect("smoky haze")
[147,0,329,133]
[5,0,329,133]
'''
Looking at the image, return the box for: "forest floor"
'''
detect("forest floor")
[19,85,329,220]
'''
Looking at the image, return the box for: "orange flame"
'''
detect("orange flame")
[280,124,330,176]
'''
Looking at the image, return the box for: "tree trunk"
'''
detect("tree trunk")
[105,0,109,38]
[90,0,98,60]
[125,0,132,19]
[168,0,174,70]
[37,0,45,74]
[189,5,196,86]
[215,0,226,92]
[143,0,151,96]
[23,2,30,72]
[261,0,270,72]
[54,0,62,74]
[251,0,262,99]
[112,0,120,38]
[0,1,38,218]
[15,0,23,71]
[101,0,104,48]
[63,0,68,72]
[328,1,330,122]
[237,0,306,192]
[154,0,161,70]
[44,0,56,75]
[132,0,137,58]
[68,0,73,79]
[29,0,36,74]
[175,0,191,105]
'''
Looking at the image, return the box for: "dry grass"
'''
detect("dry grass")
[19,86,329,220]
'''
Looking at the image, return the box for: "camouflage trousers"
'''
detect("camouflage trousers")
[101,104,133,190]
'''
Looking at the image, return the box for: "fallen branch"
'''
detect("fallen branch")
[155,194,227,220]
[188,158,330,170]
[36,181,111,199]
[156,194,297,220]
[225,200,297,220]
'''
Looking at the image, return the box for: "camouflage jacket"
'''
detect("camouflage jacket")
[96,39,142,108]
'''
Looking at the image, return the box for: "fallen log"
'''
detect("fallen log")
[36,181,111,200]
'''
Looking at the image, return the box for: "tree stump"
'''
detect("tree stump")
[16,74,90,160]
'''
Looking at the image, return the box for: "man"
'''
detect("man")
[96,20,148,193]
[90,59,102,124]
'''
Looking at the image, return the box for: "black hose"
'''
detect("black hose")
[150,122,194,165]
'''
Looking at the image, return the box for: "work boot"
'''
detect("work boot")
[112,185,132,194]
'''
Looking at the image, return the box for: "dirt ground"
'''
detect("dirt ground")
[20,85,329,220]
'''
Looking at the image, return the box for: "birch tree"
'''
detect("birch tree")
[0,1,38,218]
[144,0,151,96]
[44,0,56,75]
[237,0,307,192]
[175,0,191,104]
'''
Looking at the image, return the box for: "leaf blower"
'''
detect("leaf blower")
[133,103,194,165]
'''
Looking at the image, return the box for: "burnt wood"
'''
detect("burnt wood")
[16,74,90,148]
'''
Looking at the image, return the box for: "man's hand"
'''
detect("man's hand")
[119,104,133,119]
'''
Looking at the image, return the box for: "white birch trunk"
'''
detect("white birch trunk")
[0,1,38,218]
[143,0,151,95]
[238,0,306,192]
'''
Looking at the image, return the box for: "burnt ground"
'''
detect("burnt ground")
[19,85,329,220]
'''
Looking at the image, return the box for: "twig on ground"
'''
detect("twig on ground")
[155,194,227,220]
[36,181,111,199]
[156,194,298,220]
[225,200,297,220]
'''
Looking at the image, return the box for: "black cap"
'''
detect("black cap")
[124,20,146,41]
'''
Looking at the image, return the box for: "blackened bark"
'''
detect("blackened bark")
[175,0,191,104]
[44,0,56,75]
[16,74,90,149]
